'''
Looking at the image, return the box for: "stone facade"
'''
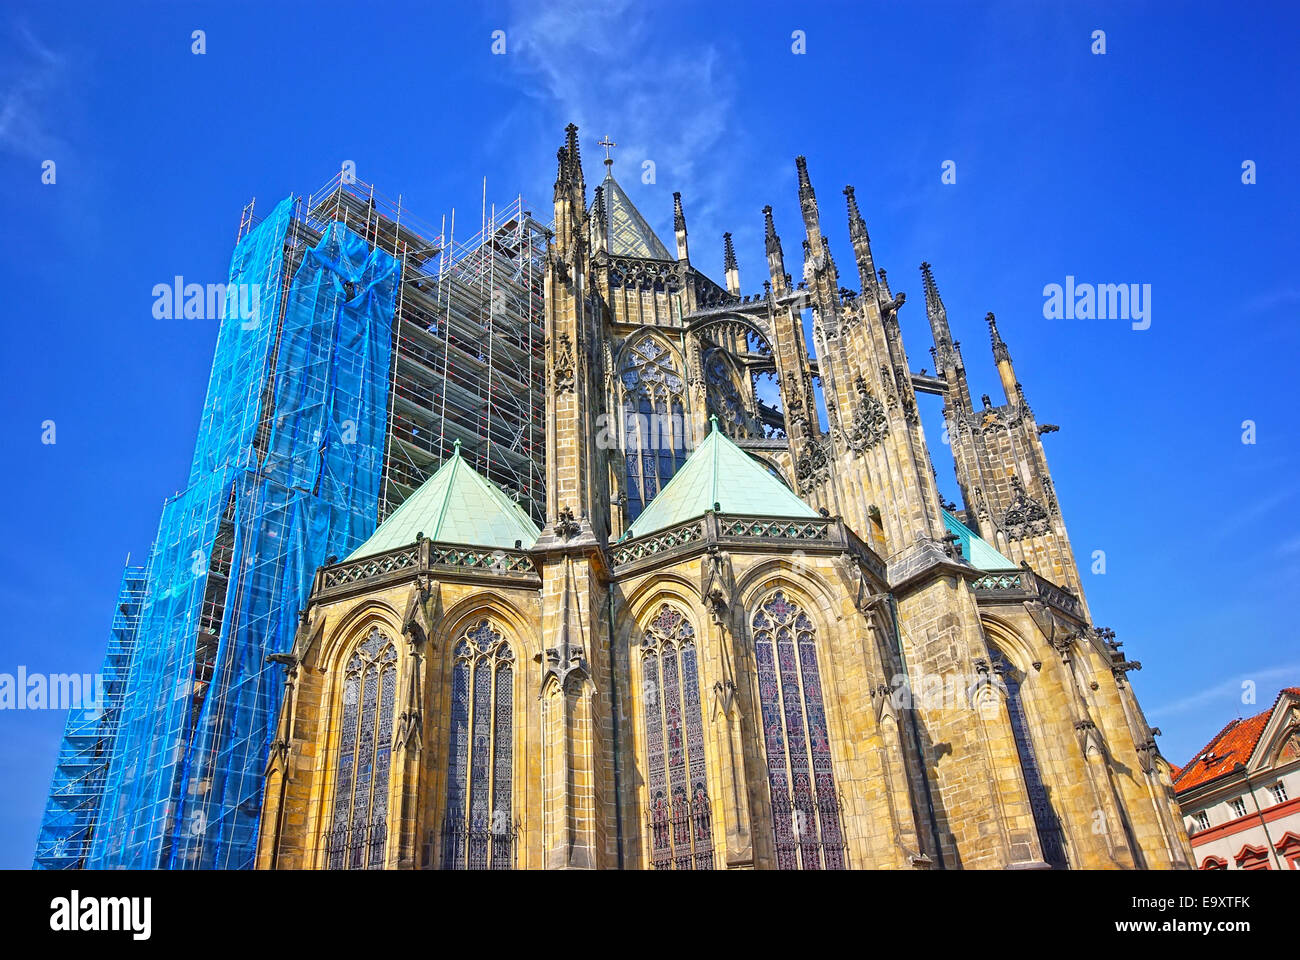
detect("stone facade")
[255,125,1192,870]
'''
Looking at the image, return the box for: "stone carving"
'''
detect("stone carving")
[551,333,576,394]
[794,437,831,490]
[1001,476,1051,541]
[844,376,889,454]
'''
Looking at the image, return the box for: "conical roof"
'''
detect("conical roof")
[593,168,674,260]
[348,441,541,559]
[623,418,819,539]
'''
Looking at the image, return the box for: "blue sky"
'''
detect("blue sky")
[1,0,1297,869]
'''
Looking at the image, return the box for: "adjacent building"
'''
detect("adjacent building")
[1174,687,1300,870]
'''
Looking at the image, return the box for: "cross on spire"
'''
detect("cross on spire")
[598,134,616,168]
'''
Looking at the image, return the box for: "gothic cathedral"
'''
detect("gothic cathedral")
[254,125,1193,870]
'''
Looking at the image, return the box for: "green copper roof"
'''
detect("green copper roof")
[348,441,541,559]
[942,509,1016,571]
[623,418,819,539]
[594,169,674,260]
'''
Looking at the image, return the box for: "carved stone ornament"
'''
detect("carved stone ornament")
[1001,476,1051,541]
[794,437,831,491]
[845,376,889,455]
[551,333,576,394]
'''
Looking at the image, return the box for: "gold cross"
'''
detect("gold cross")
[598,135,617,162]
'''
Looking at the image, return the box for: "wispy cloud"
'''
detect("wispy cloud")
[506,0,741,255]
[0,22,67,160]
[1149,663,1300,720]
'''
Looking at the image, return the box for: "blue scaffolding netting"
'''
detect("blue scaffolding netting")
[61,198,400,869]
[32,561,147,869]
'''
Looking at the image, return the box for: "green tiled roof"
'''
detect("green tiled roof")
[623,418,818,539]
[942,509,1016,571]
[348,441,540,559]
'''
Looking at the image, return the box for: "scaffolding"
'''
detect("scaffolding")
[32,562,147,869]
[37,173,548,870]
[298,172,547,524]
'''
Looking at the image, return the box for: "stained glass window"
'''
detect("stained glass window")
[442,619,516,870]
[640,604,714,870]
[751,591,844,869]
[325,626,397,870]
[703,345,757,438]
[990,647,1068,868]
[620,338,688,522]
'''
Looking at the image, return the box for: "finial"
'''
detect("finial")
[673,192,686,231]
[844,185,869,241]
[723,232,737,271]
[987,312,1011,363]
[709,414,719,432]
[452,438,462,456]
[763,205,780,254]
[795,155,813,199]
[598,134,616,170]
[920,262,945,320]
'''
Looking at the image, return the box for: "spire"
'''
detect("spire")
[591,184,609,254]
[987,311,1011,364]
[987,311,1019,403]
[763,205,788,294]
[844,185,877,293]
[672,191,689,261]
[796,155,814,199]
[922,261,959,375]
[723,232,740,296]
[877,267,892,301]
[553,147,569,201]
[794,155,825,254]
[564,123,584,190]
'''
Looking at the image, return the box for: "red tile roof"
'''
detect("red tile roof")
[1173,686,1299,793]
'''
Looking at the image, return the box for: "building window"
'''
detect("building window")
[441,620,516,870]
[1230,798,1247,819]
[703,344,758,438]
[620,338,688,522]
[1200,855,1227,870]
[1194,812,1210,832]
[639,604,714,870]
[1272,782,1288,804]
[325,627,398,870]
[751,591,845,869]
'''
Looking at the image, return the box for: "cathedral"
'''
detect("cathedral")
[254,124,1193,870]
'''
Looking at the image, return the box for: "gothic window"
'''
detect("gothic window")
[640,604,714,870]
[990,646,1069,868]
[703,344,756,438]
[442,619,516,870]
[326,626,398,870]
[751,591,845,869]
[620,338,688,522]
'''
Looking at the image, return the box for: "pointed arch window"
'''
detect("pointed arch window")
[442,620,516,870]
[640,604,714,870]
[990,647,1069,868]
[751,591,845,869]
[703,344,758,438]
[620,338,688,522]
[326,626,398,870]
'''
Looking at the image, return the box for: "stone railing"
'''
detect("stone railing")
[968,566,1080,616]
[612,512,886,583]
[316,539,539,598]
